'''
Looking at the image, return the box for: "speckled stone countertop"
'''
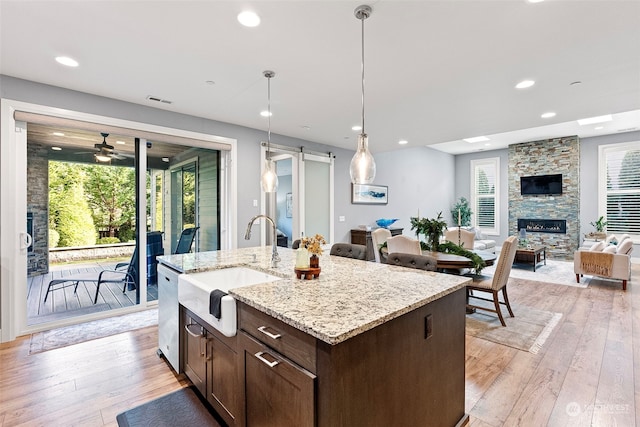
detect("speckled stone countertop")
[158,247,470,345]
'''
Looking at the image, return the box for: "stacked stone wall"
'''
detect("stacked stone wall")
[508,136,580,260]
[27,142,49,276]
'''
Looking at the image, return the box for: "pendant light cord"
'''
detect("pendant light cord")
[267,74,272,160]
[360,13,366,135]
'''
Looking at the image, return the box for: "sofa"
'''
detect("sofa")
[446,227,496,253]
[574,235,633,290]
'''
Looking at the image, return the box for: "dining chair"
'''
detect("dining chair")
[386,235,422,255]
[465,235,518,326]
[371,228,392,263]
[444,228,475,249]
[386,252,437,271]
[329,243,367,260]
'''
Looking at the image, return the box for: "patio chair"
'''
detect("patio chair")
[44,231,164,304]
[174,227,199,254]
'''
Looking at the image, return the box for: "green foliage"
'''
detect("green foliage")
[53,182,96,247]
[590,216,608,232]
[97,237,121,244]
[410,212,448,251]
[438,241,486,273]
[451,197,473,226]
[84,164,136,238]
[49,228,60,248]
[118,221,135,242]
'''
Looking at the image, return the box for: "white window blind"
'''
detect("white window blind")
[600,142,640,237]
[470,158,499,234]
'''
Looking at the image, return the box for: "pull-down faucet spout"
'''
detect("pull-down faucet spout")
[244,214,281,267]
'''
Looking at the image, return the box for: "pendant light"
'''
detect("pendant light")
[261,70,279,192]
[349,4,376,185]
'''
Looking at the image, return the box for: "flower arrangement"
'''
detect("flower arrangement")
[301,234,327,256]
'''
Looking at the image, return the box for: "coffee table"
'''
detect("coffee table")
[514,245,546,272]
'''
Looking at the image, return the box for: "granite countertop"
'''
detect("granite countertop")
[158,247,470,345]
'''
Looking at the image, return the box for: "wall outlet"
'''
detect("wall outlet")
[253,199,258,207]
[339,216,345,222]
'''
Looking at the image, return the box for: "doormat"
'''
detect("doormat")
[466,304,562,354]
[29,308,158,354]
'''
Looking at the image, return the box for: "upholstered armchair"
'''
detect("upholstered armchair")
[444,228,476,249]
[574,238,633,290]
[386,235,422,255]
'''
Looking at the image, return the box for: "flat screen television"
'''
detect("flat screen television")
[520,174,562,195]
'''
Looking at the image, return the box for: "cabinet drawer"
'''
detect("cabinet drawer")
[239,303,316,373]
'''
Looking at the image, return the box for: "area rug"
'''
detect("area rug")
[29,308,158,354]
[466,305,562,354]
[481,257,589,288]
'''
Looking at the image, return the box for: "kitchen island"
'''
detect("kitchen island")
[159,247,471,427]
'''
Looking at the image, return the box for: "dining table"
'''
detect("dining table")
[381,247,497,271]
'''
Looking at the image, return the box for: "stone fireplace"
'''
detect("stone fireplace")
[508,136,580,260]
[517,219,567,234]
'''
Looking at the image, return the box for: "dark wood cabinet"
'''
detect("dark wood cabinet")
[240,332,316,427]
[237,288,467,427]
[183,314,207,396]
[181,308,239,426]
[350,227,403,261]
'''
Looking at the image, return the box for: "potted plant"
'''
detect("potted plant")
[410,212,448,251]
[589,216,608,240]
[450,197,472,227]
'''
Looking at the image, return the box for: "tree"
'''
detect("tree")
[84,164,135,238]
[49,162,96,246]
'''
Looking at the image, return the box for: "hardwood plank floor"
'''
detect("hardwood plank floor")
[2,263,638,426]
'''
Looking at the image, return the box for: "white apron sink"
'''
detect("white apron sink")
[178,267,281,337]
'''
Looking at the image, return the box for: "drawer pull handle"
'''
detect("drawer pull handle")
[257,326,281,340]
[185,323,204,338]
[255,351,279,368]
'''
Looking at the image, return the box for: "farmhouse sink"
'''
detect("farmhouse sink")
[178,267,281,337]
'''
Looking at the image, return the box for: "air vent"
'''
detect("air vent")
[146,95,173,105]
[617,127,638,132]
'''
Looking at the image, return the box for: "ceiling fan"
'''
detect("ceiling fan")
[91,133,132,162]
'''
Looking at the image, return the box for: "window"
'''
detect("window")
[599,142,640,238]
[470,157,499,235]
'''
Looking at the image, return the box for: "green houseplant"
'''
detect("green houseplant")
[410,212,448,251]
[589,216,608,239]
[450,197,473,227]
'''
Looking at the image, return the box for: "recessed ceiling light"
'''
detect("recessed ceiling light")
[116,140,125,145]
[569,81,582,86]
[55,56,79,67]
[463,136,490,143]
[577,115,612,125]
[528,0,544,3]
[205,80,215,85]
[515,80,535,89]
[541,112,556,118]
[484,143,491,146]
[398,140,408,145]
[352,125,362,131]
[52,132,65,136]
[238,11,260,27]
[51,146,62,151]
[162,157,170,162]
[260,110,272,117]
[594,126,604,130]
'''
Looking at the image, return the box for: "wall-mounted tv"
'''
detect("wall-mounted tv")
[520,174,563,195]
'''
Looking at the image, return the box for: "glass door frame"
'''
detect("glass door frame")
[0,98,237,342]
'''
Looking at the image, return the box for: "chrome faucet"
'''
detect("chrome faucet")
[245,214,281,267]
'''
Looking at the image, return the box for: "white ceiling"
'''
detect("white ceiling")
[1,0,639,155]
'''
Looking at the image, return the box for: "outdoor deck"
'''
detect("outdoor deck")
[27,261,158,325]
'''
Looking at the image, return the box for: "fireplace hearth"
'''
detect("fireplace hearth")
[517,218,567,234]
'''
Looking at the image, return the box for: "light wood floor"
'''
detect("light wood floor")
[2,264,639,426]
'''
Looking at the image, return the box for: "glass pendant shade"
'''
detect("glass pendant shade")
[349,133,376,184]
[261,158,279,192]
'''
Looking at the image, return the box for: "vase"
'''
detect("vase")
[310,254,320,268]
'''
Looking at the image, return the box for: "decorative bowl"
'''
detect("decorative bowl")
[376,218,399,228]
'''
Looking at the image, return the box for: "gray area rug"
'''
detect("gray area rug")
[466,304,562,353]
[29,308,158,354]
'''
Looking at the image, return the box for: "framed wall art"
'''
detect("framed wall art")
[351,184,388,205]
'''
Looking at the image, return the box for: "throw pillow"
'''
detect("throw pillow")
[617,239,633,255]
[603,245,617,254]
[590,242,605,251]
